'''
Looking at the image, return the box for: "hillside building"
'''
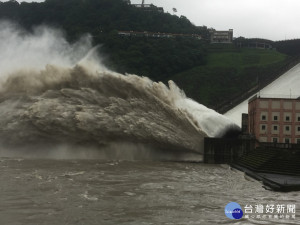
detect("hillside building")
[132,3,164,13]
[118,31,201,39]
[246,95,300,144]
[209,29,233,43]
[234,38,273,49]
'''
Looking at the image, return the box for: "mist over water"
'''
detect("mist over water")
[0,21,238,160]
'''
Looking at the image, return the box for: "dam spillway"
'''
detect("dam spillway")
[225,63,300,125]
[0,21,239,160]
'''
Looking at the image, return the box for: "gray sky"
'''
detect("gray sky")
[10,0,300,41]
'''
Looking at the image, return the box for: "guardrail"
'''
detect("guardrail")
[260,142,300,151]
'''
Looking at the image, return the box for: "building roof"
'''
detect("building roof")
[248,94,300,103]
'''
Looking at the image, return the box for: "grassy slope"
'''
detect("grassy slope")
[170,45,287,109]
[207,48,286,68]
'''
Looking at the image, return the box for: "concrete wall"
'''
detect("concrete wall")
[204,137,255,164]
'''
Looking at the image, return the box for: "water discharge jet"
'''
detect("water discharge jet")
[0,21,239,160]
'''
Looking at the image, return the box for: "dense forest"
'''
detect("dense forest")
[275,39,300,56]
[0,0,299,110]
[0,0,209,38]
[0,0,209,83]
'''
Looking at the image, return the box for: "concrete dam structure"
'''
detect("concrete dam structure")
[225,63,300,126]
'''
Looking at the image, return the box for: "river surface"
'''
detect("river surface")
[0,158,299,225]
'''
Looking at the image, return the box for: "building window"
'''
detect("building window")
[273,125,278,131]
[298,116,300,122]
[298,127,300,132]
[285,138,290,144]
[261,115,266,121]
[285,126,290,131]
[285,116,290,121]
[297,139,300,144]
[260,124,267,134]
[273,138,278,143]
[273,115,278,121]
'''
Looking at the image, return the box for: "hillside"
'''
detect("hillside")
[0,0,208,39]
[0,0,295,110]
[0,0,209,81]
[171,45,288,108]
[276,39,300,56]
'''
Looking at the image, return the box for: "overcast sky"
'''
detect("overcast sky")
[10,0,300,41]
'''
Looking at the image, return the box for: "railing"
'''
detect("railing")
[260,142,300,151]
[256,94,300,99]
[118,30,202,39]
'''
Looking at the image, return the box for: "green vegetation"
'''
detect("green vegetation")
[100,34,206,81]
[207,48,286,67]
[0,0,297,110]
[276,39,300,56]
[0,0,208,83]
[171,46,287,108]
[0,0,208,39]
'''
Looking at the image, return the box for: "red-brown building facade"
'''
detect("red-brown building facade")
[248,95,300,144]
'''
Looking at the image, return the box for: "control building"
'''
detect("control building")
[247,95,300,144]
[209,29,233,43]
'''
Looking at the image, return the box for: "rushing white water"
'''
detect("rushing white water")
[175,98,237,137]
[0,21,238,159]
[225,64,300,126]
